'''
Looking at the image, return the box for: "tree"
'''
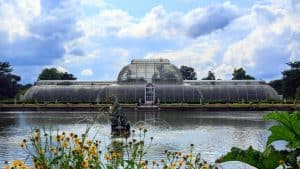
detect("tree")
[38,68,77,80]
[179,66,197,80]
[281,61,300,98]
[202,71,216,80]
[232,67,255,80]
[269,79,283,95]
[0,62,21,99]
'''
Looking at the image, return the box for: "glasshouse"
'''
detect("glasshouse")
[23,59,280,103]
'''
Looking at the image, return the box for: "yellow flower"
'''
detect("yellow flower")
[202,164,210,169]
[19,141,25,148]
[86,140,93,145]
[279,159,285,165]
[81,160,89,168]
[34,132,40,140]
[12,160,24,167]
[62,141,69,148]
[104,153,112,160]
[50,148,58,155]
[39,149,45,155]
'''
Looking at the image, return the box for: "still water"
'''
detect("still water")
[0,111,275,168]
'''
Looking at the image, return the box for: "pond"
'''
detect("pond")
[0,111,275,168]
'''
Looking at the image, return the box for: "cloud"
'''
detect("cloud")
[1,0,300,84]
[221,0,300,80]
[0,0,83,83]
[80,69,93,76]
[118,2,239,39]
[185,2,239,38]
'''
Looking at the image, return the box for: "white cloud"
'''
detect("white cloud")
[0,0,41,41]
[221,0,300,80]
[80,69,93,76]
[118,2,239,39]
[78,9,133,37]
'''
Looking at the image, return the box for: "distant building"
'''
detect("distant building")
[24,59,280,103]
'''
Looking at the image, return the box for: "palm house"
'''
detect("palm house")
[24,59,280,103]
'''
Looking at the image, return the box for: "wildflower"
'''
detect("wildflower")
[152,160,156,165]
[86,140,93,146]
[50,148,58,155]
[104,153,112,160]
[12,160,24,167]
[70,132,74,137]
[19,141,25,148]
[279,160,285,165]
[3,166,9,169]
[178,159,184,166]
[62,141,69,148]
[202,164,210,169]
[81,160,89,168]
[34,131,40,140]
[39,149,45,155]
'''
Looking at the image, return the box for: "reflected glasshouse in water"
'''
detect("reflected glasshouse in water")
[24,59,280,103]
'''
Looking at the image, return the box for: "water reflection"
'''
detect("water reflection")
[0,111,274,168]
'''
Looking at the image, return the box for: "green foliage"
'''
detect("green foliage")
[264,112,300,148]
[179,65,197,80]
[270,61,300,98]
[0,62,21,99]
[269,79,284,95]
[202,71,216,80]
[232,67,255,80]
[216,146,286,169]
[38,68,77,80]
[282,62,300,98]
[217,111,300,169]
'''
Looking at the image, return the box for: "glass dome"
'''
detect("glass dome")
[117,59,183,84]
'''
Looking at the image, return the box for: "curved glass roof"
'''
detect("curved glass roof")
[117,59,183,84]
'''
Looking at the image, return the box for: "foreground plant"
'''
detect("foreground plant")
[160,144,217,169]
[4,125,216,169]
[217,111,300,169]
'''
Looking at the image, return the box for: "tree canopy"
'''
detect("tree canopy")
[232,68,255,80]
[202,71,216,80]
[0,62,21,99]
[282,61,300,98]
[38,68,77,80]
[179,66,197,80]
[269,61,300,99]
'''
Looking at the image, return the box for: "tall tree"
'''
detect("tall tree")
[38,68,77,80]
[269,79,283,95]
[179,66,197,80]
[0,62,21,99]
[232,68,255,80]
[202,71,216,80]
[282,61,300,98]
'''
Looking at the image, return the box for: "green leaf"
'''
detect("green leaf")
[291,116,300,136]
[264,112,293,130]
[261,146,286,169]
[267,125,295,145]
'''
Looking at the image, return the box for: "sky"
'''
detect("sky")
[0,0,300,84]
